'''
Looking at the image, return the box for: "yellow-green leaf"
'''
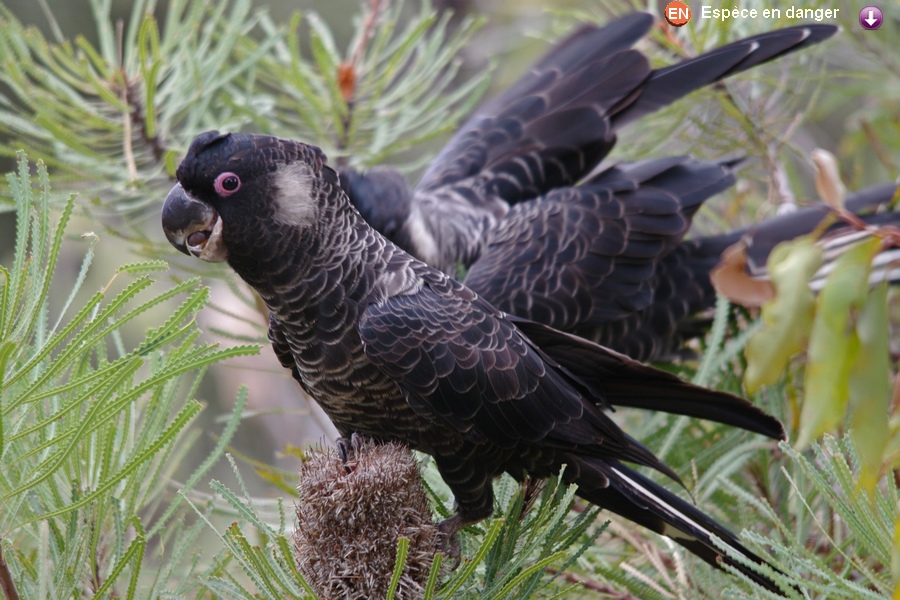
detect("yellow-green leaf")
[744,237,823,393]
[798,237,880,447]
[850,279,891,494]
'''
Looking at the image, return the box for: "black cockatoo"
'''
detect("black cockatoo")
[340,13,896,361]
[159,13,881,594]
[163,130,787,591]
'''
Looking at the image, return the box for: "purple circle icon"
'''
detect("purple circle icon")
[859,6,883,30]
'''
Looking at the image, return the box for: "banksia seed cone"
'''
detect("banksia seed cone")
[293,439,440,599]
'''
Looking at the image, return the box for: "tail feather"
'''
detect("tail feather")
[611,24,838,128]
[621,182,900,359]
[511,316,786,439]
[575,459,785,594]
[689,182,899,278]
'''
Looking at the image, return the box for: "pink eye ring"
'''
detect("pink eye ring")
[214,172,241,196]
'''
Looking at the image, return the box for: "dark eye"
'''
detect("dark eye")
[214,172,241,196]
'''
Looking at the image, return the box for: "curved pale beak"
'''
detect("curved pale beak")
[161,183,228,263]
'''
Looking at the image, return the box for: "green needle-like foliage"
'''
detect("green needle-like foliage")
[717,436,896,598]
[247,1,489,169]
[0,0,489,216]
[0,152,258,598]
[0,0,275,212]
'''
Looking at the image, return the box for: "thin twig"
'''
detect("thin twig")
[118,20,138,181]
[545,567,641,598]
[126,81,167,165]
[350,0,385,69]
[767,145,795,213]
[336,0,384,166]
[116,19,167,174]
[0,546,20,600]
[121,83,138,180]
[860,120,897,173]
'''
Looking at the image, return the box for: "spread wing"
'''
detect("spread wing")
[357,278,672,474]
[414,13,655,203]
[463,157,738,333]
[386,18,835,275]
[415,16,835,206]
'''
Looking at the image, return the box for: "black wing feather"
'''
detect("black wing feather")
[611,24,837,127]
[464,157,738,331]
[358,280,677,477]
[415,14,656,199]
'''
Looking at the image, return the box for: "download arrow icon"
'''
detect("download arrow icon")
[859,6,883,30]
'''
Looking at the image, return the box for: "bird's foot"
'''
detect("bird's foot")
[436,514,464,569]
[521,477,545,519]
[336,433,365,473]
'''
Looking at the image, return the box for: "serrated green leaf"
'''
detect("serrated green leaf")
[24,399,202,524]
[386,536,410,600]
[92,521,146,598]
[3,356,142,480]
[51,231,98,334]
[893,504,900,600]
[496,551,567,597]
[116,259,169,274]
[423,552,443,600]
[274,534,318,598]
[148,386,249,538]
[440,518,503,597]
[224,522,285,599]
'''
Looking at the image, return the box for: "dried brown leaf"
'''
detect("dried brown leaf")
[811,148,846,212]
[710,240,775,307]
[338,62,356,103]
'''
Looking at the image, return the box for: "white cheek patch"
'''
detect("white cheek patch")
[272,162,318,227]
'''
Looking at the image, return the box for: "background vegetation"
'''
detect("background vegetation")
[0,0,898,597]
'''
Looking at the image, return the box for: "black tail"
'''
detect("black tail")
[682,181,900,296]
[715,182,900,281]
[573,458,786,594]
[511,316,785,439]
[604,182,900,360]
[611,23,838,128]
[513,315,789,591]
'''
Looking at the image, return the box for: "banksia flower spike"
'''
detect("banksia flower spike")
[293,438,440,599]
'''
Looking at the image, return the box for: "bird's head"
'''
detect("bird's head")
[161,130,339,263]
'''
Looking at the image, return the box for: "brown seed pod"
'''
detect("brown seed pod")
[293,439,440,599]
